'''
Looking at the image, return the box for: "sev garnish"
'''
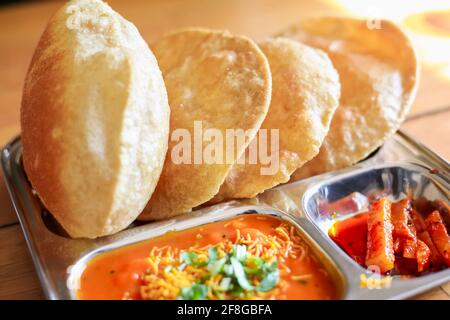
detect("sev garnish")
[139,223,309,300]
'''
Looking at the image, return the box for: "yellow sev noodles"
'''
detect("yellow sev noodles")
[138,223,309,300]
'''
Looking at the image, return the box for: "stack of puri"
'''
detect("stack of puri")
[21,0,419,238]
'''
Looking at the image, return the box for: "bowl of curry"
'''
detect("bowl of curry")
[74,214,344,300]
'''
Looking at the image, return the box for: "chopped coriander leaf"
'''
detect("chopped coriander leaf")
[216,292,225,300]
[179,251,198,265]
[230,257,254,290]
[249,256,263,267]
[193,260,208,268]
[208,247,218,262]
[233,244,247,262]
[174,243,281,300]
[219,277,232,291]
[208,257,226,275]
[223,263,234,276]
[257,270,279,292]
[244,266,260,275]
[179,283,208,300]
[231,284,244,298]
[179,251,207,268]
[264,260,278,273]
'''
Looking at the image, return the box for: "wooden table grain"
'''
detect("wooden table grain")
[0,0,449,300]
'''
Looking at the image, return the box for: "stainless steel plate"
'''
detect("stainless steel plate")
[1,131,449,300]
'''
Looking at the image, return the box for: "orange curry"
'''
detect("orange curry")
[77,214,337,300]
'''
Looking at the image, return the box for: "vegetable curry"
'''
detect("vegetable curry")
[77,215,337,300]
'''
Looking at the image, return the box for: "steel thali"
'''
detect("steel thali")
[1,130,449,300]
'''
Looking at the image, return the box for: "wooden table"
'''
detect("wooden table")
[0,0,449,300]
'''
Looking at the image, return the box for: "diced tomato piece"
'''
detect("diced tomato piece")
[402,238,418,259]
[319,192,368,216]
[417,231,445,270]
[410,209,426,233]
[391,199,417,259]
[392,207,431,273]
[414,198,450,229]
[426,211,450,267]
[411,209,446,269]
[365,198,395,274]
[394,257,418,275]
[416,239,431,272]
[432,200,450,230]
